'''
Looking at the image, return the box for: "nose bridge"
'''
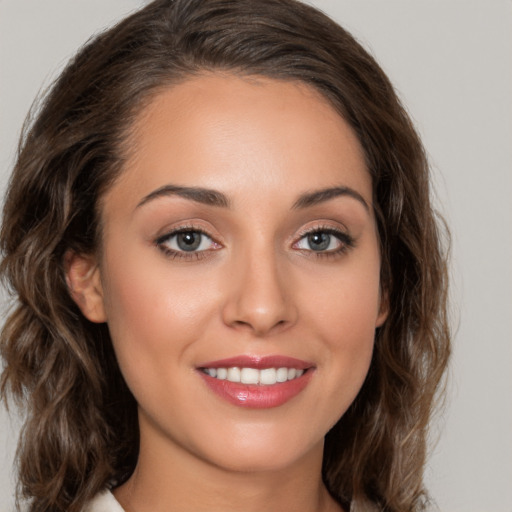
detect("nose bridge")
[223,236,296,335]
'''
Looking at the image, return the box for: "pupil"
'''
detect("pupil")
[308,232,330,251]
[177,232,201,251]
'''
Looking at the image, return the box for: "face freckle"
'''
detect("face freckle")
[93,73,386,476]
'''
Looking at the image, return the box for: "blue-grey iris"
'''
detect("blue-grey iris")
[176,232,202,251]
[308,233,331,251]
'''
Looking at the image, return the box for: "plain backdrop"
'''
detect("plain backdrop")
[1,1,511,511]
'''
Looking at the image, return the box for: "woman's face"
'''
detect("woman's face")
[73,74,386,473]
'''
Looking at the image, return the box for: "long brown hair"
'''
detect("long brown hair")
[1,1,450,511]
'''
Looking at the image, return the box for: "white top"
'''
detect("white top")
[82,489,372,511]
[82,489,377,512]
[83,490,125,512]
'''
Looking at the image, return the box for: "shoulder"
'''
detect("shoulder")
[82,490,125,512]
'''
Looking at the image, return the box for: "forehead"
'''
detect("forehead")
[106,73,371,212]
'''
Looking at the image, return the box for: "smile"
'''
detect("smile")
[201,367,305,385]
[197,355,314,408]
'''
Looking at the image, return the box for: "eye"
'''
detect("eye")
[294,228,354,254]
[156,229,219,255]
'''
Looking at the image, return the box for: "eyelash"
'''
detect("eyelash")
[155,225,219,261]
[155,224,355,261]
[293,225,355,259]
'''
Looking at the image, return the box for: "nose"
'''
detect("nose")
[221,246,298,337]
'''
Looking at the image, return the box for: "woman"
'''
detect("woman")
[0,1,450,511]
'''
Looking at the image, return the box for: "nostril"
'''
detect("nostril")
[229,317,290,337]
[221,266,298,334]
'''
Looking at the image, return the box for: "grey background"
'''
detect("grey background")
[1,1,511,511]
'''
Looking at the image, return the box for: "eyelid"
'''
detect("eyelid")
[156,225,212,245]
[153,219,223,244]
[293,221,349,240]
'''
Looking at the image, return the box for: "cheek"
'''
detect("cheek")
[306,251,382,339]
[304,256,381,396]
[99,248,221,384]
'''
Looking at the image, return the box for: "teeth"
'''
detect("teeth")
[216,368,227,380]
[240,368,259,384]
[260,368,276,385]
[276,367,288,382]
[203,366,306,385]
[227,367,241,383]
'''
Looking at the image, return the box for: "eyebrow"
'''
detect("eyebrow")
[137,183,369,212]
[137,184,230,209]
[292,186,370,211]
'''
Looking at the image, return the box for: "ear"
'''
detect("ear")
[64,251,107,323]
[375,288,389,328]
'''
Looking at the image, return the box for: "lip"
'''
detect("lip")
[197,355,315,409]
[198,355,313,370]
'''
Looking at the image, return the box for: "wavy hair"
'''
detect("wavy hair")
[0,1,450,511]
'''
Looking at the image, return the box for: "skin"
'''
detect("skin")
[67,74,387,512]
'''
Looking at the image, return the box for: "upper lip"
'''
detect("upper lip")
[197,355,313,370]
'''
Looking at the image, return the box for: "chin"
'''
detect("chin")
[194,424,325,474]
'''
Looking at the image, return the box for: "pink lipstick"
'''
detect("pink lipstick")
[197,355,314,409]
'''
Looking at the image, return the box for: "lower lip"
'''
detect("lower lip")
[199,370,313,409]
